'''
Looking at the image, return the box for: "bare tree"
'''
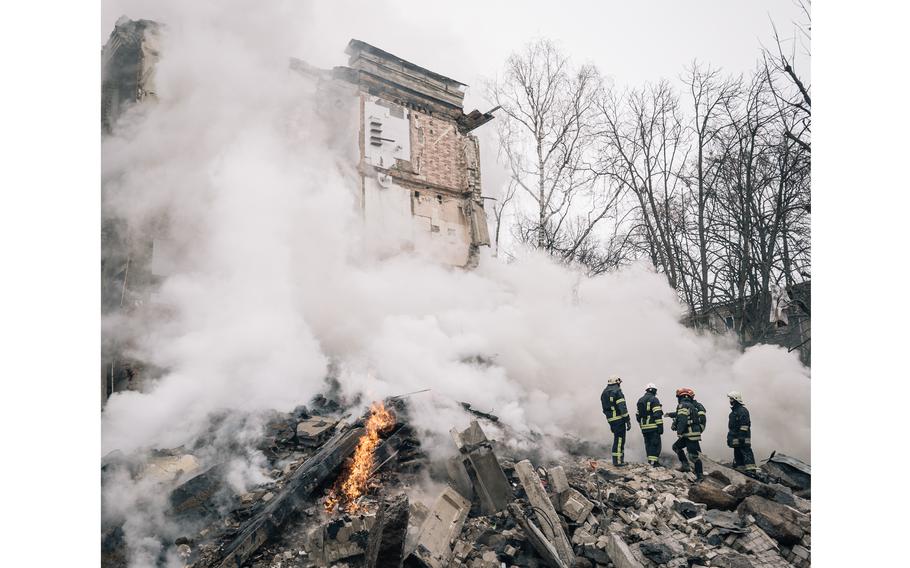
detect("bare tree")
[490,39,623,273]
[598,81,691,296]
[682,63,741,312]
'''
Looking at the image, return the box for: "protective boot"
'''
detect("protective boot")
[676,450,690,472]
[693,458,704,481]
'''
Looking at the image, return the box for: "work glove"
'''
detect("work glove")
[626,421,631,431]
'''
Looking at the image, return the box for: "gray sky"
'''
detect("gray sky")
[103,0,809,111]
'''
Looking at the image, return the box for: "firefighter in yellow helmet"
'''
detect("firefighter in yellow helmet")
[601,375,631,466]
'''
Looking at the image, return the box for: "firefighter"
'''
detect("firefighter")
[727,391,757,475]
[601,375,631,466]
[636,383,664,467]
[669,387,704,481]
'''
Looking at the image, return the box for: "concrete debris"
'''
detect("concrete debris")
[763,453,810,492]
[102,391,808,568]
[451,421,512,514]
[296,417,338,447]
[141,453,201,483]
[365,493,409,567]
[404,486,471,568]
[515,459,576,566]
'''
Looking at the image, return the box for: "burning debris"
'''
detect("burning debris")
[325,402,397,514]
[101,394,810,568]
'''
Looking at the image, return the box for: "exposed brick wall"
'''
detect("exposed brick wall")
[408,110,469,192]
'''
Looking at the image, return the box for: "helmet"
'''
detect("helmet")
[675,387,695,398]
[607,375,622,385]
[645,382,657,392]
[727,391,744,404]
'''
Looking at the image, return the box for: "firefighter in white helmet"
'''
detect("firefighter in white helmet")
[727,391,757,475]
[636,382,664,467]
[601,375,631,466]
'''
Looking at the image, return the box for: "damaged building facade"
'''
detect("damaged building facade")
[294,40,493,267]
[100,20,494,406]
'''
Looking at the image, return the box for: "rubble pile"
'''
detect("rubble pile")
[102,399,810,568]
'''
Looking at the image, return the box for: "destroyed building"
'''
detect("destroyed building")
[293,39,494,268]
[100,21,494,406]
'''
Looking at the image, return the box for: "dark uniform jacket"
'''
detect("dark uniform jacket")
[636,392,664,434]
[672,398,703,441]
[693,399,707,431]
[727,402,751,447]
[601,384,630,429]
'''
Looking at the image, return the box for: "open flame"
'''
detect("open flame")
[325,401,396,513]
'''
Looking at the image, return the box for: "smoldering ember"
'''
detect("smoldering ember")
[100,8,811,568]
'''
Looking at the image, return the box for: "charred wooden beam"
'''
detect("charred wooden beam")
[207,424,366,568]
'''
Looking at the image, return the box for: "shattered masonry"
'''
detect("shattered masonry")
[101,398,811,568]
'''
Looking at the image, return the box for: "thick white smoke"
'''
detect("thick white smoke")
[101,2,809,565]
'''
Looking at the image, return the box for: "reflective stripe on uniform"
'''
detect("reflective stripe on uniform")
[740,426,749,431]
[608,415,625,422]
[641,423,658,430]
[652,405,662,412]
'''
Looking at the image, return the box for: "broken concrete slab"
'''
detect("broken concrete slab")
[168,463,227,518]
[142,453,201,483]
[764,452,810,491]
[445,456,475,501]
[688,479,739,511]
[452,421,512,514]
[508,502,568,568]
[404,486,470,568]
[737,495,807,546]
[604,533,643,568]
[296,416,338,447]
[366,493,410,568]
[515,459,575,567]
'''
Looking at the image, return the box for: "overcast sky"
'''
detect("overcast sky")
[101,0,809,202]
[103,0,809,111]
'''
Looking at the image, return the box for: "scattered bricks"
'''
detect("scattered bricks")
[571,527,597,547]
[503,544,518,558]
[559,488,594,523]
[261,492,274,503]
[549,466,570,494]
